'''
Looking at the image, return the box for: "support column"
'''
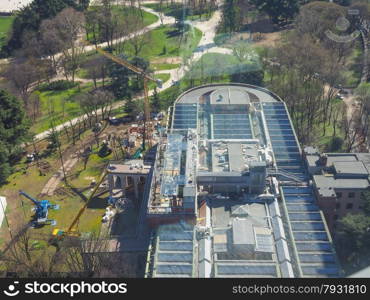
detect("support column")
[120,175,127,197]
[133,176,139,200]
[108,174,114,196]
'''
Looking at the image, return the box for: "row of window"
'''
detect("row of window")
[335,202,354,210]
[336,191,356,199]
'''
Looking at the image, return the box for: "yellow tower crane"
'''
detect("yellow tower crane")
[92,44,163,149]
[51,42,163,243]
[51,172,108,241]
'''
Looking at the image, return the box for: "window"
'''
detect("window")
[348,192,355,198]
[334,215,338,220]
[336,192,342,198]
[336,202,341,209]
[346,203,353,209]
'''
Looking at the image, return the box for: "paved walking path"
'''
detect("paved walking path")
[32,2,230,142]
[40,155,79,196]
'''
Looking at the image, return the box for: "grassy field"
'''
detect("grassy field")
[151,62,180,71]
[149,73,171,89]
[113,24,202,62]
[343,43,363,88]
[143,3,214,21]
[30,72,169,134]
[0,130,113,251]
[186,52,258,82]
[30,82,98,134]
[87,5,158,42]
[312,98,346,152]
[152,53,241,109]
[0,16,14,47]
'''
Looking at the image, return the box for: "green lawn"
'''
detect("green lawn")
[0,16,14,47]
[143,3,215,21]
[87,5,158,43]
[30,72,170,134]
[110,5,158,27]
[0,134,113,251]
[148,73,171,90]
[113,24,202,62]
[341,42,362,88]
[151,63,181,71]
[186,52,258,82]
[312,98,346,152]
[30,82,98,134]
[152,53,243,109]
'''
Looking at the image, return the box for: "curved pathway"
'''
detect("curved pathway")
[30,2,231,141]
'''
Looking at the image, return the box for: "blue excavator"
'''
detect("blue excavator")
[19,191,60,227]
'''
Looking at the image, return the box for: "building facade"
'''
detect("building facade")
[145,84,341,278]
[304,147,370,232]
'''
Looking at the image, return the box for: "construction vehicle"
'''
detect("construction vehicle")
[87,41,163,150]
[51,171,108,241]
[19,191,60,227]
[132,146,144,159]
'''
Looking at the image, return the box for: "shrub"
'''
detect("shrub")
[37,80,78,92]
[327,136,344,152]
[98,143,112,157]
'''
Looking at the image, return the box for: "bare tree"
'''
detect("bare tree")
[78,89,114,127]
[2,59,39,103]
[129,19,151,57]
[83,56,109,88]
[45,8,86,82]
[98,0,119,51]
[266,32,343,144]
[85,9,100,48]
[1,224,62,277]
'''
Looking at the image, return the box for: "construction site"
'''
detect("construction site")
[0,80,344,278]
[0,40,165,277]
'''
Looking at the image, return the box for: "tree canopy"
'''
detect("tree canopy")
[250,0,300,25]
[108,54,131,99]
[334,190,370,274]
[0,90,29,185]
[1,0,89,57]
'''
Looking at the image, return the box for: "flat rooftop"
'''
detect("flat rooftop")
[314,175,369,190]
[147,84,339,278]
[210,88,250,105]
[210,142,260,173]
[333,161,368,177]
[107,160,151,174]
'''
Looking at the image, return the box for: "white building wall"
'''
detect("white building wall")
[0,196,7,227]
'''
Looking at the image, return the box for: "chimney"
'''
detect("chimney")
[318,154,328,166]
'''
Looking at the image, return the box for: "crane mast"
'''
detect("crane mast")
[92,44,162,149]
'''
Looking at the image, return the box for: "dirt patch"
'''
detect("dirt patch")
[249,18,276,34]
[151,56,182,64]
[252,31,286,47]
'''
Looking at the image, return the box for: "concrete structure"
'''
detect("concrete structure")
[349,265,370,278]
[304,147,370,232]
[145,84,341,278]
[107,159,151,202]
[0,196,7,228]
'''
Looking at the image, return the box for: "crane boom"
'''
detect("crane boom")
[84,40,162,149]
[95,47,159,84]
[65,171,108,235]
[52,171,108,240]
[19,190,40,207]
